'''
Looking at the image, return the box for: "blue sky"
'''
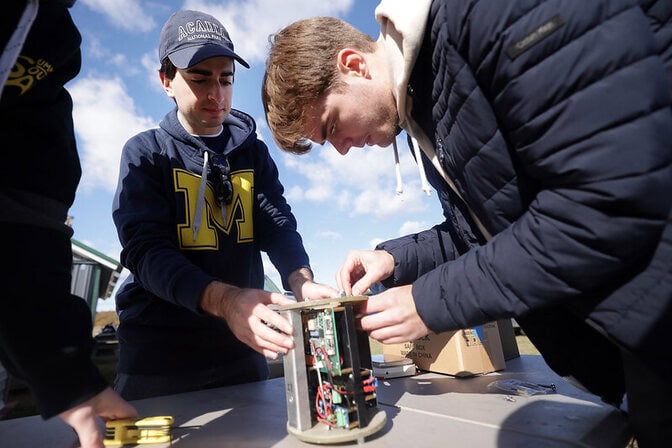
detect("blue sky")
[66,0,444,311]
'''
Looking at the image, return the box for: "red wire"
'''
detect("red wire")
[315,383,335,427]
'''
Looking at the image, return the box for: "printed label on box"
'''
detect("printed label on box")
[382,322,505,376]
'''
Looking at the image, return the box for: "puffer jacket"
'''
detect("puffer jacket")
[640,0,672,74]
[377,0,672,403]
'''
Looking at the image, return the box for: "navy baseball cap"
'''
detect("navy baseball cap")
[158,10,249,69]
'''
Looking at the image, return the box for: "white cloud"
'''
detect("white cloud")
[70,76,156,192]
[352,189,406,217]
[399,220,428,236]
[305,184,333,202]
[284,185,304,202]
[369,238,384,248]
[86,34,106,59]
[336,189,351,209]
[317,230,342,240]
[282,141,432,219]
[80,0,157,32]
[141,52,164,93]
[110,53,128,66]
[182,0,354,64]
[79,32,141,77]
[255,117,268,142]
[283,154,336,202]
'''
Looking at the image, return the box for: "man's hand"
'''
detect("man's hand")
[358,284,429,344]
[298,280,340,301]
[58,387,138,448]
[336,249,395,296]
[287,267,339,301]
[199,282,297,359]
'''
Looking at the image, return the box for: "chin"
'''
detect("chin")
[378,136,395,148]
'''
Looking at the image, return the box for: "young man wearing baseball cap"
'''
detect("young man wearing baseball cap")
[111,10,337,400]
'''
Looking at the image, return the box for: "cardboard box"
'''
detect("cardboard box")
[382,321,506,377]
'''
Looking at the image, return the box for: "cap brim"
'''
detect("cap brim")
[168,44,250,69]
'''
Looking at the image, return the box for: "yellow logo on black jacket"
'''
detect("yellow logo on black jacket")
[6,55,54,96]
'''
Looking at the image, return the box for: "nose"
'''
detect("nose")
[207,85,225,103]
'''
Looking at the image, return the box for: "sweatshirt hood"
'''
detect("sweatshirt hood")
[159,106,257,156]
[375,0,433,196]
[375,1,492,239]
[375,0,432,133]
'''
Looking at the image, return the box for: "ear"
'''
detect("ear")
[336,49,369,78]
[159,71,175,98]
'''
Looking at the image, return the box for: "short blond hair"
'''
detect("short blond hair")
[262,17,376,154]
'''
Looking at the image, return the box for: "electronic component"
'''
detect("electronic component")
[280,296,387,444]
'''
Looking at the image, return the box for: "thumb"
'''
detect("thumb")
[351,274,375,296]
[59,413,103,448]
[269,291,296,306]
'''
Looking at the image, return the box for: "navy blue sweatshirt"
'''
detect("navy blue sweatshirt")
[112,107,310,376]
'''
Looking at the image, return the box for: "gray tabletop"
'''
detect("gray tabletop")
[0,355,630,447]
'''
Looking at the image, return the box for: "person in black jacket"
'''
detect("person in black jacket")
[0,1,137,447]
[112,10,338,401]
[261,1,672,446]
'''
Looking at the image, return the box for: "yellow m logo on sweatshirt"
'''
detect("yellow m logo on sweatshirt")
[174,168,254,248]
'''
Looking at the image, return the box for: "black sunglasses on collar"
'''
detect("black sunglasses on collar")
[209,154,233,208]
